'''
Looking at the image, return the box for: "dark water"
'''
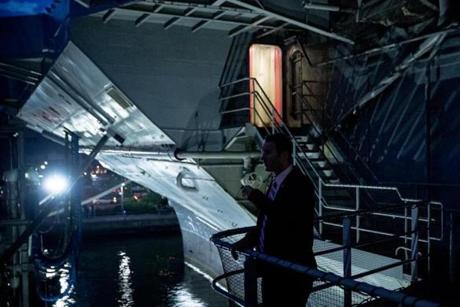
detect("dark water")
[50,234,228,306]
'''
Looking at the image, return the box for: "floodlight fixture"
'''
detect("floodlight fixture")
[43,174,69,195]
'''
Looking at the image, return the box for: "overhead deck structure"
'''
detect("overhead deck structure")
[1,1,460,306]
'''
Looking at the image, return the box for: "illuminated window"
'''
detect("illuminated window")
[249,44,283,127]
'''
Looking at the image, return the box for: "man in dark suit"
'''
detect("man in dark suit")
[233,133,317,306]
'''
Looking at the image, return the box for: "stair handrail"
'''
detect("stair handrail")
[220,77,320,185]
[220,76,444,281]
[220,77,444,241]
[318,182,444,249]
[250,81,323,187]
[249,78,361,189]
[220,76,387,189]
[221,78,328,220]
[247,79,372,228]
[291,81,365,184]
[250,83,443,245]
[292,78,439,243]
[297,79,380,184]
[293,39,379,184]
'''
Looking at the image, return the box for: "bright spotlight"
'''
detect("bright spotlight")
[43,174,69,194]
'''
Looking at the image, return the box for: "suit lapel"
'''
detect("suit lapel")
[273,167,295,202]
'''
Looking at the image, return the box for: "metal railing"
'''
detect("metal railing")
[318,182,443,277]
[220,77,325,188]
[295,79,380,184]
[210,201,440,307]
[220,77,378,193]
[318,182,444,240]
[222,78,441,200]
[219,76,444,269]
[292,38,380,185]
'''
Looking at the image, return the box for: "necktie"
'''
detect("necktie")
[258,181,277,252]
[268,181,278,201]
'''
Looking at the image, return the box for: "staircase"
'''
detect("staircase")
[294,134,339,184]
[220,77,361,210]
[219,77,347,184]
[219,77,443,264]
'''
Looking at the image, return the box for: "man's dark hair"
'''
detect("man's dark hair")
[265,133,293,157]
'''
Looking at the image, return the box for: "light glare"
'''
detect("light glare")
[43,174,69,194]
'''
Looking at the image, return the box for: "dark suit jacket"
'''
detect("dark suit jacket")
[236,166,317,268]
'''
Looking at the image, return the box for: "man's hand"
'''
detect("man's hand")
[231,240,245,260]
[231,245,240,260]
[242,186,266,208]
[241,185,255,198]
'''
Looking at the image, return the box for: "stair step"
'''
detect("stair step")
[298,143,317,151]
[321,169,334,177]
[315,164,332,171]
[322,189,350,197]
[312,160,327,168]
[299,148,320,155]
[326,178,341,184]
[295,135,310,142]
[298,151,321,159]
[320,173,338,182]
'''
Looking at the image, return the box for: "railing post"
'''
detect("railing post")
[70,133,81,230]
[355,187,360,243]
[318,179,323,236]
[244,256,258,306]
[426,202,431,275]
[271,102,275,133]
[292,142,296,167]
[410,205,420,282]
[250,79,255,126]
[404,206,408,259]
[449,210,454,283]
[343,217,352,307]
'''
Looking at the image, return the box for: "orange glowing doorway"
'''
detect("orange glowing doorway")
[249,44,283,127]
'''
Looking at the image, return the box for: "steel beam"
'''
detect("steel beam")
[228,15,270,37]
[135,4,164,27]
[135,13,151,27]
[304,2,354,13]
[164,7,198,29]
[337,33,447,126]
[225,0,354,44]
[102,8,116,23]
[0,62,42,77]
[118,7,281,30]
[175,151,260,160]
[256,22,288,38]
[192,11,227,32]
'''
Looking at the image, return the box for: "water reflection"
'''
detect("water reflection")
[73,235,227,306]
[53,293,75,307]
[168,285,206,307]
[49,263,75,307]
[117,251,134,307]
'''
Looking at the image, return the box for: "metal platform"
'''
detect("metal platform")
[311,240,409,306]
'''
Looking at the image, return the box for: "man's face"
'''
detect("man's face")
[261,141,283,173]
